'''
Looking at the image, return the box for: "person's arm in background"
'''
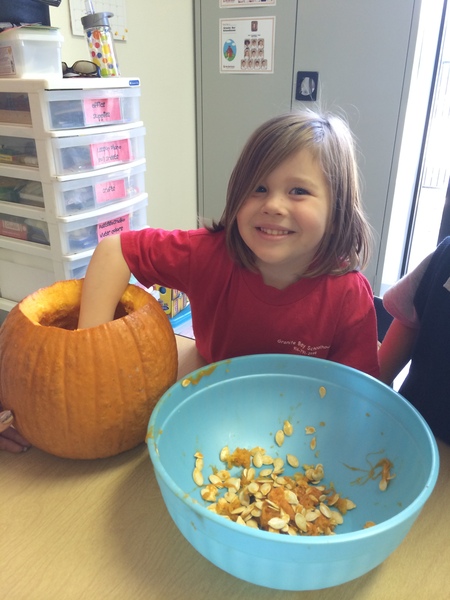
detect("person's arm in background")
[378,251,432,386]
[78,235,131,329]
[378,318,418,386]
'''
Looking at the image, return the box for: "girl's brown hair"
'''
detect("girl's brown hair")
[209,108,372,277]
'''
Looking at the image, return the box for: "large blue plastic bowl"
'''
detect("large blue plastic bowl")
[147,355,439,591]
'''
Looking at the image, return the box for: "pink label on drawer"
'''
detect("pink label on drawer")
[83,97,122,125]
[97,213,130,241]
[95,178,127,203]
[90,139,131,168]
[0,220,27,240]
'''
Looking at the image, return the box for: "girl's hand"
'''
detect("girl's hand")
[0,410,31,453]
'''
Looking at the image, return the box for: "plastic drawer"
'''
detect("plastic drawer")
[0,92,32,125]
[0,134,37,167]
[0,175,43,207]
[44,87,141,130]
[51,125,145,176]
[52,193,148,254]
[46,160,146,216]
[0,246,93,303]
[0,212,49,245]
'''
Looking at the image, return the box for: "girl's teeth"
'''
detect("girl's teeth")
[260,228,289,236]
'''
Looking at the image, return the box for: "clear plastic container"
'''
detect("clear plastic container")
[0,245,93,302]
[0,175,43,206]
[0,26,63,78]
[52,193,148,254]
[51,125,146,175]
[0,92,31,125]
[45,87,140,130]
[0,135,38,168]
[0,212,49,244]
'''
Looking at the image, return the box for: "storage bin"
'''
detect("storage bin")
[0,92,31,125]
[45,87,141,130]
[0,246,92,302]
[0,26,63,78]
[0,175,43,206]
[0,134,37,167]
[0,212,49,244]
[52,193,148,254]
[44,160,146,216]
[51,125,146,175]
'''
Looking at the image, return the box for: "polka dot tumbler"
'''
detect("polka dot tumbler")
[81,11,120,77]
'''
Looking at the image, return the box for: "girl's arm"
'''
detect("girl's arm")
[378,318,418,386]
[78,235,131,329]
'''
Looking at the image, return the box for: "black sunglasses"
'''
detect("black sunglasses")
[62,61,99,78]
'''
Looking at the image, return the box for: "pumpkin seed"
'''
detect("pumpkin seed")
[252,451,263,468]
[268,517,288,530]
[193,467,203,487]
[275,429,285,447]
[287,453,299,468]
[273,457,284,473]
[283,420,294,436]
[219,446,230,462]
[294,512,308,532]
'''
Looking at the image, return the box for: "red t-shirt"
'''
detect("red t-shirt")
[121,228,380,377]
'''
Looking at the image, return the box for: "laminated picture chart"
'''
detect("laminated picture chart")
[69,0,128,41]
[220,17,275,74]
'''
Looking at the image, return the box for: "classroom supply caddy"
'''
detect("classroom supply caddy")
[0,76,147,309]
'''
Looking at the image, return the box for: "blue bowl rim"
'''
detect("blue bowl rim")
[148,354,440,545]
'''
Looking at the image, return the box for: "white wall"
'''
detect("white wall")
[50,0,198,231]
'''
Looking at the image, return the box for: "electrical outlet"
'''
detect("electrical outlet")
[295,71,319,101]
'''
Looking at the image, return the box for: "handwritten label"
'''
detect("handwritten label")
[97,214,130,241]
[83,97,122,125]
[94,178,126,203]
[90,139,131,168]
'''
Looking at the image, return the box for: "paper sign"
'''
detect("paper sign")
[83,98,122,125]
[90,139,131,168]
[220,0,276,7]
[94,178,127,203]
[220,17,275,74]
[97,213,130,241]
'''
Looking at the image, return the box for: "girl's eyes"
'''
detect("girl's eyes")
[290,187,309,196]
[254,185,267,193]
[252,185,310,196]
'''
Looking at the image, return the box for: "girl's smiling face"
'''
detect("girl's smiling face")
[236,148,331,289]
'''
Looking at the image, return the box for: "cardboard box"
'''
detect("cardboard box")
[152,285,189,318]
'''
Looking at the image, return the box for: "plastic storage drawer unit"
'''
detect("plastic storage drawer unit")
[52,125,146,176]
[45,87,141,130]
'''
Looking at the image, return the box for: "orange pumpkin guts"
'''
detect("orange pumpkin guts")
[0,280,178,459]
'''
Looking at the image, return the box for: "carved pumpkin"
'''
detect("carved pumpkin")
[0,280,178,459]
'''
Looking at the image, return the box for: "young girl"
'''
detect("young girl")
[78,109,380,377]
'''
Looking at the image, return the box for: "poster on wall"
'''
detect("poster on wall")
[69,0,128,41]
[220,17,275,74]
[220,0,276,7]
